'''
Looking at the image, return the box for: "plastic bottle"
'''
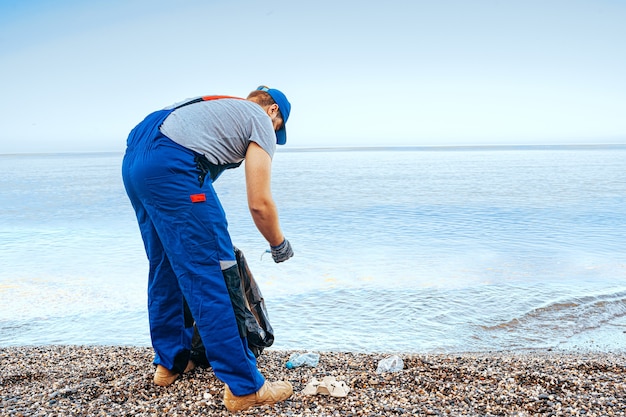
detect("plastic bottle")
[376,355,404,373]
[286,352,320,369]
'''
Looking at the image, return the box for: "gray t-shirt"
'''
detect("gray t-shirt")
[160,98,276,164]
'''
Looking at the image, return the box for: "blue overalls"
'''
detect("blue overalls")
[121,108,265,396]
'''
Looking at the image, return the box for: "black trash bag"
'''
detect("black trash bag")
[190,246,274,367]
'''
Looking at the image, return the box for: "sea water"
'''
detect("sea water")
[1,146,625,353]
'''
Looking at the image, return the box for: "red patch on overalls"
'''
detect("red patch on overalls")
[190,193,206,203]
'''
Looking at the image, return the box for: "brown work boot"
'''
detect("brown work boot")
[153,360,196,387]
[223,380,293,412]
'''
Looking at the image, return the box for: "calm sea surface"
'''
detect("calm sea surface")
[1,146,625,353]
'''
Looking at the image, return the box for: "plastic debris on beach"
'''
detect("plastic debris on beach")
[376,355,404,373]
[286,352,320,369]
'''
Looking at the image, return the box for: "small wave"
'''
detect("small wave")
[479,291,626,348]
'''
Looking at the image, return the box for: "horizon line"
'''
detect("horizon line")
[1,143,626,157]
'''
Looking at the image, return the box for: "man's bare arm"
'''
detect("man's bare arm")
[245,142,284,246]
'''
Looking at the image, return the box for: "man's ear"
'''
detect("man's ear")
[267,103,279,117]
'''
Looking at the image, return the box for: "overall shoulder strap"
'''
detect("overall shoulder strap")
[201,95,242,101]
[173,95,244,110]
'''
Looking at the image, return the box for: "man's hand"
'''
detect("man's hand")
[271,239,294,263]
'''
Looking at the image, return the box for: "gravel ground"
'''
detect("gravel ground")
[1,346,625,416]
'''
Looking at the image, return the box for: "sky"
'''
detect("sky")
[0,0,625,153]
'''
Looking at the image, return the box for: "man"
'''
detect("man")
[121,86,294,412]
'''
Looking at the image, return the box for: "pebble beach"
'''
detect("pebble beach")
[1,346,625,416]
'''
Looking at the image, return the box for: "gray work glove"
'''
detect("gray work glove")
[270,239,294,263]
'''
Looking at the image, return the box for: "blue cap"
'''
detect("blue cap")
[257,85,291,145]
